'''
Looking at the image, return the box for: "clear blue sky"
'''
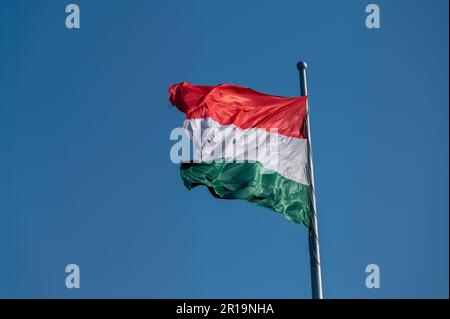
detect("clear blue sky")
[0,0,448,298]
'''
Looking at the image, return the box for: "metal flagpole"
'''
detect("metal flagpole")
[296,61,323,299]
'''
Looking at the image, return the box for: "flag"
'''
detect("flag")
[169,82,311,227]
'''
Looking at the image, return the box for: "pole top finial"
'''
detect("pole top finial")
[297,61,308,70]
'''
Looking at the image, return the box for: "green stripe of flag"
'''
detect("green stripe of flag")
[181,160,311,227]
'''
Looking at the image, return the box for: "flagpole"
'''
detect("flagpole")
[297,61,323,299]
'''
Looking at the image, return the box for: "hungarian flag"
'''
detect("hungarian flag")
[169,82,311,227]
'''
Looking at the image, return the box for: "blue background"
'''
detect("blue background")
[0,0,448,298]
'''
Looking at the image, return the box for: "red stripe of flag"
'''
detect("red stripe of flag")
[169,82,308,139]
